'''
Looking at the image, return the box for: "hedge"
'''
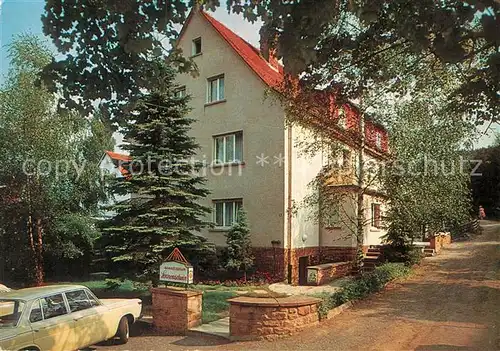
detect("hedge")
[316,263,411,318]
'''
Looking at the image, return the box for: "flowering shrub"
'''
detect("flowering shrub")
[198,270,279,286]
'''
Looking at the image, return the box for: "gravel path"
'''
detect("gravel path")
[93,221,500,350]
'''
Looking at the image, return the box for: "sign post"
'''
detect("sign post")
[159,248,193,289]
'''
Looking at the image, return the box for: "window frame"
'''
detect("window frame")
[207,75,225,103]
[65,289,93,313]
[174,86,186,99]
[371,203,382,228]
[192,37,202,56]
[213,131,243,165]
[212,199,243,229]
[324,202,341,229]
[38,293,69,321]
[338,108,347,129]
[375,132,382,149]
[29,299,44,324]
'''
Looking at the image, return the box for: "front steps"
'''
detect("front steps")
[350,247,383,274]
[423,248,436,257]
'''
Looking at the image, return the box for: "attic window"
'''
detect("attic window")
[375,132,382,149]
[338,108,347,129]
[192,37,202,56]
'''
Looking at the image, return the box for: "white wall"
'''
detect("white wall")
[289,126,324,249]
[176,11,286,247]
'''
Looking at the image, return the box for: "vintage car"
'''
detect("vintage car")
[0,285,142,351]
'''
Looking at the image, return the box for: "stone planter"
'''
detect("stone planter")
[228,296,321,341]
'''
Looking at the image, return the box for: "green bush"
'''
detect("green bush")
[316,263,411,319]
[383,245,424,266]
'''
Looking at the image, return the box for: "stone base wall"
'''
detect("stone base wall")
[307,261,353,286]
[251,247,286,280]
[320,247,357,263]
[252,246,357,285]
[229,296,321,341]
[429,233,452,253]
[151,288,202,335]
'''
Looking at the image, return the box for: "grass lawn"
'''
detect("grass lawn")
[65,280,248,323]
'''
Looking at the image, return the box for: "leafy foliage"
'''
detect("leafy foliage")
[224,209,254,276]
[383,96,473,247]
[0,35,112,284]
[316,263,411,318]
[42,1,499,125]
[469,145,500,218]
[256,1,500,124]
[100,64,212,285]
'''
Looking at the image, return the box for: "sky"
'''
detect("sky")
[0,0,497,148]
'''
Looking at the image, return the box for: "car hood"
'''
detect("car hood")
[0,328,18,342]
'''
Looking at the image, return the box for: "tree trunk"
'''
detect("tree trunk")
[34,218,44,286]
[356,110,366,271]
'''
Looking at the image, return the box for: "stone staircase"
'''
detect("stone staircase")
[362,247,383,273]
[423,248,436,257]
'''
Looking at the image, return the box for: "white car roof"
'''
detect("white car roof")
[0,285,89,301]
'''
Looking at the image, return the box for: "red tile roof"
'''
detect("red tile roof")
[104,151,131,177]
[105,151,131,162]
[200,11,284,89]
[183,9,389,157]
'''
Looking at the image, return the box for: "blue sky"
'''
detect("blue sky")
[0,0,496,147]
[0,0,261,80]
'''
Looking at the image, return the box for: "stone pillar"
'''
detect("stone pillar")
[151,287,203,335]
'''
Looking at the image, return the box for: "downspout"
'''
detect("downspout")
[287,126,293,284]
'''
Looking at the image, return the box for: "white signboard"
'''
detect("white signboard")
[159,261,193,284]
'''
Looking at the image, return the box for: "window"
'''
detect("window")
[0,300,25,327]
[371,203,382,228]
[174,87,186,98]
[214,132,243,164]
[341,149,352,169]
[29,299,43,323]
[324,202,341,228]
[192,37,202,55]
[213,199,242,228]
[40,294,68,320]
[207,75,225,103]
[375,132,382,149]
[338,108,347,129]
[66,290,92,312]
[85,290,99,307]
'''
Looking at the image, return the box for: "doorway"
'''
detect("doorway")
[298,256,309,285]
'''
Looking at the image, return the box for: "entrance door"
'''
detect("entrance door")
[298,256,309,285]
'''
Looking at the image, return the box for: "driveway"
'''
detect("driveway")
[94,221,500,350]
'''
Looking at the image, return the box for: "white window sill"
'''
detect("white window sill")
[209,227,231,232]
[205,99,227,107]
[211,162,245,168]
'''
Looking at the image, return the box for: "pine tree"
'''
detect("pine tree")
[101,64,211,285]
[225,209,254,280]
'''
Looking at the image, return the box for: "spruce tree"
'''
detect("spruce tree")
[102,64,211,285]
[225,209,254,280]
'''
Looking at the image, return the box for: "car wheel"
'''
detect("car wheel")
[116,316,130,344]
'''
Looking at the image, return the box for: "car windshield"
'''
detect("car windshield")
[0,300,25,327]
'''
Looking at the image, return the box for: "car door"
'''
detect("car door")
[65,289,107,348]
[29,294,77,351]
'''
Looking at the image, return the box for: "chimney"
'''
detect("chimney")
[260,34,283,73]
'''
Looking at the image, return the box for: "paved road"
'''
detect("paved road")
[94,221,500,350]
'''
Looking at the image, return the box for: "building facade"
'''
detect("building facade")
[175,9,389,284]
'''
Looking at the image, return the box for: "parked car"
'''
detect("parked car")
[0,285,142,351]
